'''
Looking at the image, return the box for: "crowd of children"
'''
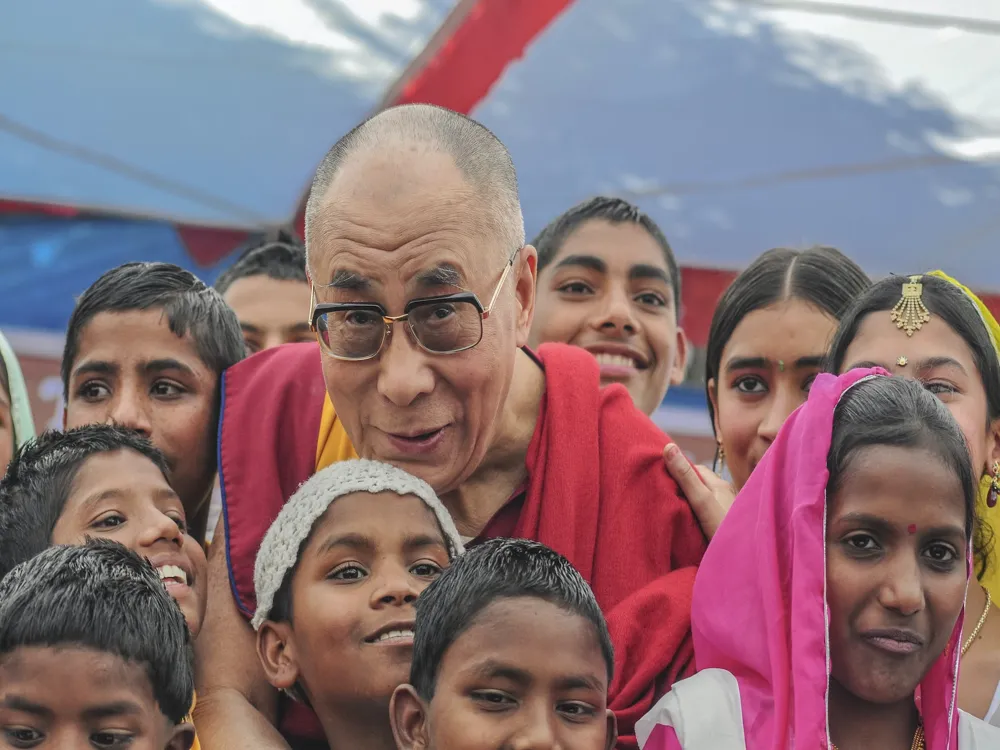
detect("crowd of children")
[0,102,999,750]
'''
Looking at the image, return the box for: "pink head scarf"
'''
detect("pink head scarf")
[691,369,965,749]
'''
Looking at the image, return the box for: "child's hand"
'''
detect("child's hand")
[663,443,735,541]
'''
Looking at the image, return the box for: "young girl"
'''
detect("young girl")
[828,272,1000,725]
[0,329,35,475]
[637,371,1000,748]
[663,246,869,539]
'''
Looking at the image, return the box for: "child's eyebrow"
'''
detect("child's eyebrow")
[72,360,118,380]
[403,533,447,552]
[317,532,447,556]
[82,701,143,720]
[472,660,533,687]
[143,359,196,377]
[555,674,606,693]
[1,696,52,717]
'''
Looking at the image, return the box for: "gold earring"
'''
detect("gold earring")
[988,461,1000,508]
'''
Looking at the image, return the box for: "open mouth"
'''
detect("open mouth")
[156,564,189,587]
[365,626,415,645]
[592,352,647,370]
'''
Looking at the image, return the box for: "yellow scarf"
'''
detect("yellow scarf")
[315,394,359,471]
[928,270,1000,598]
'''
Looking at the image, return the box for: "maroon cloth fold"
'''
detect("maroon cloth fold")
[521,344,705,748]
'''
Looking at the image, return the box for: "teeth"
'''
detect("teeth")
[375,629,414,643]
[156,565,188,585]
[593,352,638,369]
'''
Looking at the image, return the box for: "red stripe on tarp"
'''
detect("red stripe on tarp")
[395,0,576,113]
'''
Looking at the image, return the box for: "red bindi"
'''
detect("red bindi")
[908,524,917,534]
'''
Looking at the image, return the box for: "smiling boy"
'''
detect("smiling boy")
[529,197,688,416]
[61,262,245,542]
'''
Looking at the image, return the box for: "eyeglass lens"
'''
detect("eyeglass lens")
[316,298,483,358]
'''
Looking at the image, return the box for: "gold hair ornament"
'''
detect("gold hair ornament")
[890,276,931,337]
[896,356,908,367]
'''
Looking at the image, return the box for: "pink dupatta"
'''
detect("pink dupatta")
[640,369,965,749]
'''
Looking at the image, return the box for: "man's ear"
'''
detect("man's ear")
[391,683,431,750]
[604,708,618,750]
[256,620,300,692]
[165,721,196,750]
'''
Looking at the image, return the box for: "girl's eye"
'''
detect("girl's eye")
[803,374,818,393]
[635,292,666,308]
[734,376,767,395]
[329,564,368,581]
[556,281,594,296]
[410,561,443,578]
[93,513,126,529]
[843,533,880,553]
[924,381,958,397]
[924,543,958,564]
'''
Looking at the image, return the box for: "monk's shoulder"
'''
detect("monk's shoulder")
[595,384,682,496]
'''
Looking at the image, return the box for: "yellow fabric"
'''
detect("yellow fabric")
[315,393,359,471]
[186,693,200,750]
[928,270,1000,598]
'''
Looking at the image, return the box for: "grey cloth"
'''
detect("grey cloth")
[252,459,464,629]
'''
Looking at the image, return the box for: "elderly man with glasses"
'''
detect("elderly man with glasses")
[194,104,706,750]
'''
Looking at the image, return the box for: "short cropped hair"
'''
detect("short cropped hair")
[0,425,169,580]
[409,538,614,700]
[214,231,307,296]
[62,262,246,398]
[532,196,682,315]
[304,104,524,264]
[0,539,193,724]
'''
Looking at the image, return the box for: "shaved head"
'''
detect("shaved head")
[304,104,525,268]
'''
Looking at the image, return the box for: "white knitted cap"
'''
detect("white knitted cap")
[252,459,464,630]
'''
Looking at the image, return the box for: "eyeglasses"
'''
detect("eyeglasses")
[309,247,520,361]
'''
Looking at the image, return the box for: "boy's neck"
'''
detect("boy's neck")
[316,700,397,750]
[828,678,920,750]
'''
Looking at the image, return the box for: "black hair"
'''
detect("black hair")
[409,538,614,701]
[532,196,681,315]
[214,230,307,296]
[0,425,170,581]
[0,539,193,724]
[827,274,1000,428]
[830,376,987,578]
[706,246,871,434]
[61,262,246,398]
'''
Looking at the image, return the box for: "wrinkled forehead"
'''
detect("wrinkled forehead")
[308,147,506,289]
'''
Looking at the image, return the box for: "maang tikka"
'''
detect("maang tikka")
[890,275,931,337]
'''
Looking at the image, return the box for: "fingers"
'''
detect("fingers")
[663,443,708,493]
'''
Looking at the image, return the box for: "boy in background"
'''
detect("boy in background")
[214,232,312,355]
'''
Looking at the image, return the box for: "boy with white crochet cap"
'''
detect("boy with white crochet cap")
[253,459,464,750]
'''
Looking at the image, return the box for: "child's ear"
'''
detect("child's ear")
[604,708,618,750]
[256,620,300,691]
[390,684,430,750]
[165,721,196,750]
